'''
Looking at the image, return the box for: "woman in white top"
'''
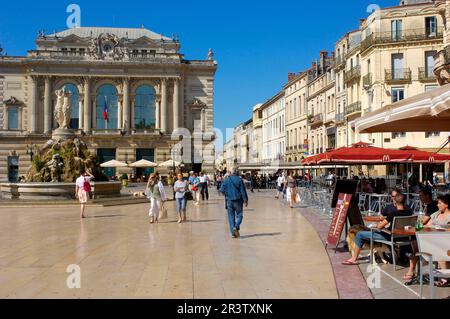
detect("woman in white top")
[146,173,167,224]
[75,170,94,219]
[174,174,188,223]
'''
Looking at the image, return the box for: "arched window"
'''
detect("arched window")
[135,85,156,129]
[63,84,79,129]
[96,84,118,129]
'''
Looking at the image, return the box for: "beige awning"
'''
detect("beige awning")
[356,83,450,133]
[158,160,182,167]
[100,160,128,168]
[128,159,158,168]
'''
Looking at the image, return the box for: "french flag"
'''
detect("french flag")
[102,97,109,122]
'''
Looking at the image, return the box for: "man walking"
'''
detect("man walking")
[220,168,249,239]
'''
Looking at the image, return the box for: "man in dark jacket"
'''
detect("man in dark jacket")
[220,168,249,238]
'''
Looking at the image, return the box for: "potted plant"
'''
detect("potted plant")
[121,173,129,187]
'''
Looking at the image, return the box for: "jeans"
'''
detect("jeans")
[201,183,209,200]
[354,230,390,249]
[176,197,187,214]
[227,199,244,236]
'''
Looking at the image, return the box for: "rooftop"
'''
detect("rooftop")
[45,27,172,41]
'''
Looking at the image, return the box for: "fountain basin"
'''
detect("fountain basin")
[0,182,122,200]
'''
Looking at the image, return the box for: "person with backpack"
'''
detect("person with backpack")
[75,170,94,219]
[220,168,249,239]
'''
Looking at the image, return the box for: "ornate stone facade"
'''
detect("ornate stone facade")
[0,27,217,181]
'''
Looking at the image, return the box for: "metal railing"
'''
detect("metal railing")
[361,27,443,52]
[385,68,412,84]
[345,65,361,83]
[309,114,323,125]
[363,73,372,87]
[418,67,436,82]
[346,101,362,116]
[335,113,345,123]
[334,55,346,68]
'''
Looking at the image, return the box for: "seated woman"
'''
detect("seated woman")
[403,194,450,285]
[343,193,412,265]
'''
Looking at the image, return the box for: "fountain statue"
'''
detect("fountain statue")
[25,89,108,183]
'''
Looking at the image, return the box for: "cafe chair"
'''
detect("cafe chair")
[369,216,418,270]
[416,232,450,299]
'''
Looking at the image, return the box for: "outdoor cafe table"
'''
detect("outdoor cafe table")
[392,227,450,236]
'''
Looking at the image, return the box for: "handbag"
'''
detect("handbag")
[159,202,168,220]
[83,177,91,192]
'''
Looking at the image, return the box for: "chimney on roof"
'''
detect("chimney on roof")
[320,51,328,73]
[288,73,296,82]
[359,19,366,28]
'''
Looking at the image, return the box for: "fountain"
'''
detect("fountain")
[1,89,121,200]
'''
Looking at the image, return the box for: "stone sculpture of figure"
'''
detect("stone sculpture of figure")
[46,154,64,182]
[208,48,214,61]
[54,89,72,129]
[73,138,82,157]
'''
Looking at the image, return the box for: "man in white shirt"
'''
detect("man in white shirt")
[275,172,286,199]
[199,172,209,201]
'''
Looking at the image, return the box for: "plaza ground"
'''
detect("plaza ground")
[0,189,448,299]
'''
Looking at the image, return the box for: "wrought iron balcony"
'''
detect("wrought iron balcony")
[360,27,443,52]
[334,55,346,69]
[335,113,345,124]
[309,114,323,125]
[418,67,436,82]
[345,102,362,116]
[363,73,372,87]
[385,68,412,84]
[345,66,361,83]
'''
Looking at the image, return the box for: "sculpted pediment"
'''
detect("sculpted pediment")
[188,98,207,109]
[58,34,89,44]
[129,36,159,46]
[4,96,24,106]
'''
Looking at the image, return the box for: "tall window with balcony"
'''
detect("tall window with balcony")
[392,53,404,80]
[425,51,436,78]
[425,16,437,38]
[135,85,156,130]
[96,84,118,129]
[391,20,403,41]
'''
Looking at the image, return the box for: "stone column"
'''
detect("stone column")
[83,77,91,133]
[155,93,161,130]
[173,78,180,130]
[92,96,96,129]
[123,78,130,133]
[180,76,185,128]
[78,100,83,130]
[117,100,122,130]
[29,76,38,133]
[161,78,167,134]
[131,99,135,129]
[44,76,52,134]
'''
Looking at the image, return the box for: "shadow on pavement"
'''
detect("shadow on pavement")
[240,232,282,239]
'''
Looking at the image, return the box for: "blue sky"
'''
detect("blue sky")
[0,0,398,148]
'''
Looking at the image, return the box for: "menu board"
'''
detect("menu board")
[327,193,353,247]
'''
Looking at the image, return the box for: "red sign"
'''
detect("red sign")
[327,193,353,247]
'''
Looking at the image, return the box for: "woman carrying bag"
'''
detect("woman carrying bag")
[146,173,167,224]
[174,173,188,223]
[285,171,298,209]
[75,170,94,219]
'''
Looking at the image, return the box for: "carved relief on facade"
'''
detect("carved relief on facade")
[88,33,130,61]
